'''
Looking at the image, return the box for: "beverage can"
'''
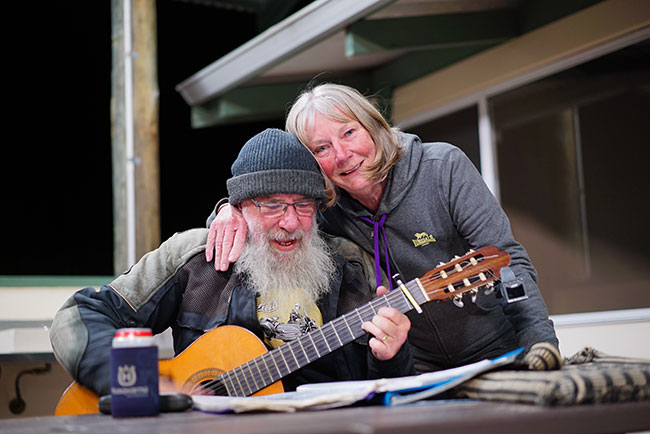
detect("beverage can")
[110,328,159,417]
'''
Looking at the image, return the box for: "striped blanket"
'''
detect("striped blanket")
[454,346,650,406]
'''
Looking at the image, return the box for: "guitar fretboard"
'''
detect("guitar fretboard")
[218,283,427,397]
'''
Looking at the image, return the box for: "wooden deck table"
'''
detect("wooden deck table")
[1,399,649,434]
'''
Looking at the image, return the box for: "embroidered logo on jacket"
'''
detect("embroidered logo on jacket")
[412,232,436,247]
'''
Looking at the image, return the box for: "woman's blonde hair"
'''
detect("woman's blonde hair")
[285,83,402,206]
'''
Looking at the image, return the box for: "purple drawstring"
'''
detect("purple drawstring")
[360,215,393,291]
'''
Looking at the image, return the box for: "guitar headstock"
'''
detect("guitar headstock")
[418,246,510,306]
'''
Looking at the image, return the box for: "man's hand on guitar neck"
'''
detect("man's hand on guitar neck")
[362,286,411,361]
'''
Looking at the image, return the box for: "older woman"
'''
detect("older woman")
[206,83,558,373]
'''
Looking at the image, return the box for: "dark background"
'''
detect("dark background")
[3,1,293,275]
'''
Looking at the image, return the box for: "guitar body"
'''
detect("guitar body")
[54,325,284,416]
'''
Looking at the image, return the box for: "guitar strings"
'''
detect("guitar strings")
[197,254,496,396]
[238,292,407,396]
[198,290,411,397]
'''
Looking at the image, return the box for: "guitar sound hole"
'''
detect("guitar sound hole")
[198,378,228,396]
[183,368,226,395]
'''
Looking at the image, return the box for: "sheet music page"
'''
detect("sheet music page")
[192,384,377,413]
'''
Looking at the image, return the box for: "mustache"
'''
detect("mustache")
[267,228,305,242]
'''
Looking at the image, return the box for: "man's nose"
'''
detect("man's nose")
[277,205,300,232]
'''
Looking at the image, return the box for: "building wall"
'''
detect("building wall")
[393,0,650,127]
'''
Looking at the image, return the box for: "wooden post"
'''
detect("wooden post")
[111,0,160,274]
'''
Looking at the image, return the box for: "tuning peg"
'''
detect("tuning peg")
[483,281,495,296]
[453,295,464,308]
[470,289,478,303]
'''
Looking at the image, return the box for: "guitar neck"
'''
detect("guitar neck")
[220,285,425,397]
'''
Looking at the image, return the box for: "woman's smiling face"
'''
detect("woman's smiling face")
[306,112,377,200]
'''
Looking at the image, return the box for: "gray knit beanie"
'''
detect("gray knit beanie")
[227,128,326,205]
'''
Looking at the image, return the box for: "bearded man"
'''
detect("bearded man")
[50,128,413,398]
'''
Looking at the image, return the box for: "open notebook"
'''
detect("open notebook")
[192,347,523,413]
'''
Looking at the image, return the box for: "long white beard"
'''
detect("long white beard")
[234,221,336,305]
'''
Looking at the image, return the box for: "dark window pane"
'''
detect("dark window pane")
[491,40,650,314]
[408,106,480,171]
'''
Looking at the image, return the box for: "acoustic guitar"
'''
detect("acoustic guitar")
[55,246,509,415]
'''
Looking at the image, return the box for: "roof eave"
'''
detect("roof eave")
[175,0,395,106]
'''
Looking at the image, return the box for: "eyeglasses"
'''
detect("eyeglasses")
[250,198,320,218]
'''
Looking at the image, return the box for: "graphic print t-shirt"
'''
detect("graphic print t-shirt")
[256,293,323,349]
